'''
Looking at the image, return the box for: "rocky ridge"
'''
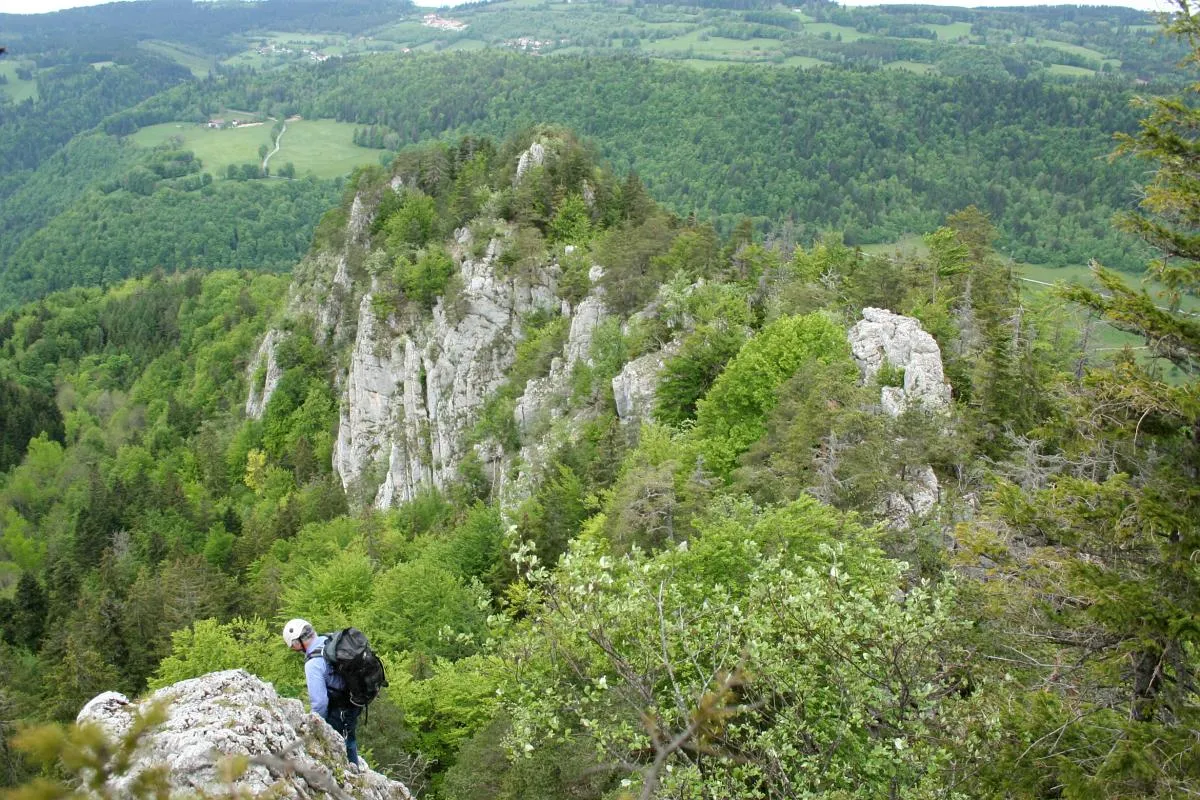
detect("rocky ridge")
[77,670,411,800]
[246,141,658,509]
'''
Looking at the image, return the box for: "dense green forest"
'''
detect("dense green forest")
[0,53,1157,307]
[0,2,1198,797]
[0,173,342,304]
[0,0,1182,311]
[1,3,1198,791]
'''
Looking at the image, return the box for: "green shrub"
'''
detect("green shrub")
[397,245,456,309]
[693,313,850,477]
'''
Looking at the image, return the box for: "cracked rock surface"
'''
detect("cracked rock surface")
[78,670,411,800]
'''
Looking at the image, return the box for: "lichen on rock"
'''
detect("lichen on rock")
[77,670,411,800]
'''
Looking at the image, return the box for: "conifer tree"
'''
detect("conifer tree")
[984,3,1200,792]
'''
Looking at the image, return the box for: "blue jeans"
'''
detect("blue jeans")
[325,699,363,765]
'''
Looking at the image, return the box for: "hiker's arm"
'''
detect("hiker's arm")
[305,658,329,718]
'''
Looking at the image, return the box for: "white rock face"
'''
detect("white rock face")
[848,307,951,415]
[334,239,560,507]
[245,330,284,420]
[349,194,373,241]
[848,308,951,527]
[879,465,940,528]
[515,141,546,181]
[77,670,411,800]
[612,339,682,423]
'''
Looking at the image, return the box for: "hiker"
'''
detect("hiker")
[282,618,364,767]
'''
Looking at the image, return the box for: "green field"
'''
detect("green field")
[1025,37,1109,63]
[802,22,870,43]
[1017,263,1200,313]
[139,41,214,78]
[645,29,786,57]
[1047,64,1096,78]
[861,234,930,259]
[130,119,386,179]
[886,60,937,74]
[1015,262,1197,373]
[929,22,973,42]
[0,62,38,103]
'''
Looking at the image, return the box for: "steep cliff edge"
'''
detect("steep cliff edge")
[245,136,678,509]
[77,670,412,800]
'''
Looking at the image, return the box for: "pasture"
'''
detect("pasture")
[1046,64,1096,78]
[129,119,386,179]
[928,22,973,42]
[138,41,214,77]
[0,61,38,102]
[801,23,870,42]
[886,60,937,74]
[644,29,787,58]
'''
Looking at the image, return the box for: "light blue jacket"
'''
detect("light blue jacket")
[303,635,346,718]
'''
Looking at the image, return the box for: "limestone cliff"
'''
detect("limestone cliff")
[340,232,561,507]
[242,139,679,509]
[848,307,952,525]
[77,670,411,800]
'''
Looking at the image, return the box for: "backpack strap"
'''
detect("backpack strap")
[304,636,329,662]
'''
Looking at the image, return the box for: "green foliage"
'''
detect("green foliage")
[383,190,437,253]
[547,193,592,245]
[151,617,301,697]
[507,497,984,798]
[654,324,747,426]
[875,360,906,388]
[594,215,677,315]
[693,313,850,477]
[385,653,501,770]
[396,245,456,310]
[368,558,489,660]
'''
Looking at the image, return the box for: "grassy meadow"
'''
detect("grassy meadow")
[138,41,215,78]
[130,118,386,179]
[0,61,38,103]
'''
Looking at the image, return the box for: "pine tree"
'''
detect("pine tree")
[9,572,47,652]
[983,3,1200,792]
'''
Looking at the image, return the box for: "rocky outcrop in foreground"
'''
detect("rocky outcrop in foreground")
[77,670,411,800]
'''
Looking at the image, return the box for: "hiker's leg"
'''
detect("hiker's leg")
[342,705,363,764]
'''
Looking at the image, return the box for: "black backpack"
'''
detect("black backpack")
[318,627,388,707]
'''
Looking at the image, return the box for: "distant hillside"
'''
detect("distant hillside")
[126,51,1153,264]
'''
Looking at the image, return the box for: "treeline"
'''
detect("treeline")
[0,175,342,307]
[128,51,1150,267]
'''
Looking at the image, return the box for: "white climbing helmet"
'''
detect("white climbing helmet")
[282,618,314,647]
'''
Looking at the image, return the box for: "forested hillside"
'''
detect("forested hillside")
[0,0,1182,311]
[0,2,1198,797]
[2,16,1199,791]
[0,52,1155,307]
